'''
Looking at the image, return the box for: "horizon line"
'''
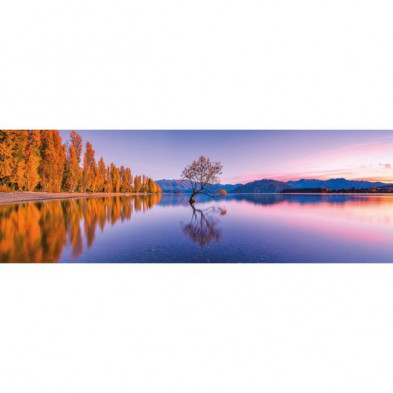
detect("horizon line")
[155,176,393,185]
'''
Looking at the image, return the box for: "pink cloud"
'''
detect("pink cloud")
[379,163,392,169]
[286,139,393,168]
[229,136,393,183]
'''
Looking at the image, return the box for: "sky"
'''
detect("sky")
[60,130,393,184]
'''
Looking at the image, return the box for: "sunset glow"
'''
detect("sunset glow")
[2,129,393,263]
[60,130,393,183]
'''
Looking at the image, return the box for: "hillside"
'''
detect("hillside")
[157,178,393,194]
[230,179,292,193]
[155,179,241,193]
[287,178,392,190]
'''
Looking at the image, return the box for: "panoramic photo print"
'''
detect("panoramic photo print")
[1,130,392,263]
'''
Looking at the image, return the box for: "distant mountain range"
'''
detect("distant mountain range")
[231,178,393,193]
[230,178,393,193]
[156,178,393,193]
[155,179,241,193]
[287,178,392,190]
[230,179,290,193]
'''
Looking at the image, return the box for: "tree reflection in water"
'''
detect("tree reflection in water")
[0,194,161,263]
[181,205,226,248]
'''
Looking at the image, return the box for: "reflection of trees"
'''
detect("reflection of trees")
[0,194,161,263]
[181,205,226,248]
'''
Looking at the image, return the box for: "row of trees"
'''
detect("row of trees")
[0,130,161,193]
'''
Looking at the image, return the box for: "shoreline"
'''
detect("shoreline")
[1,191,393,206]
[0,192,157,206]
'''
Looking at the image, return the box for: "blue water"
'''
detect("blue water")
[1,193,393,262]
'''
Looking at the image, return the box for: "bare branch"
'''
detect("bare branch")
[181,156,223,204]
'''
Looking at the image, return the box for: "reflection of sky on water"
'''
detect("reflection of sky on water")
[1,194,393,263]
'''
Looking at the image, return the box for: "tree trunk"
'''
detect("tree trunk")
[189,192,196,205]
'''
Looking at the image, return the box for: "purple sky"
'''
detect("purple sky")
[60,130,393,184]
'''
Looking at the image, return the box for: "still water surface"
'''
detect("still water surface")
[1,194,392,262]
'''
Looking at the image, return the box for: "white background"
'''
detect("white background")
[1,1,393,392]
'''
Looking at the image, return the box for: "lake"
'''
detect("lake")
[1,193,392,263]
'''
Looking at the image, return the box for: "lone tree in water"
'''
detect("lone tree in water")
[181,156,223,204]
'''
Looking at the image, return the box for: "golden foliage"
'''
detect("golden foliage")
[0,194,162,263]
[0,130,162,194]
[39,130,66,192]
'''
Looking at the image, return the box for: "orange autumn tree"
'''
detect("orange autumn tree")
[82,142,97,192]
[0,130,28,189]
[148,177,161,193]
[11,131,29,190]
[110,163,121,193]
[134,175,142,193]
[0,130,162,194]
[65,131,83,192]
[0,131,15,186]
[70,131,83,163]
[104,164,112,192]
[120,166,133,193]
[39,130,66,192]
[97,157,106,192]
[1,130,41,191]
[65,144,80,192]
[24,131,41,191]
